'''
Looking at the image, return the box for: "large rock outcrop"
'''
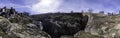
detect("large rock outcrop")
[0,16,51,38]
[1,9,120,38]
[82,13,120,38]
[32,13,89,38]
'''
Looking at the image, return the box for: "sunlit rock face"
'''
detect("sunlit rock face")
[82,13,120,38]
[74,31,103,38]
[0,15,51,38]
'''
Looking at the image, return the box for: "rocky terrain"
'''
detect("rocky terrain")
[31,13,88,38]
[0,7,120,38]
[31,13,120,38]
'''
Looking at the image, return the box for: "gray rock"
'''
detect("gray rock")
[60,35,73,38]
[74,31,103,38]
[0,16,51,38]
[33,13,88,38]
[84,13,120,38]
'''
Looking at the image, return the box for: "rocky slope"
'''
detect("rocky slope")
[0,10,120,38]
[74,13,120,38]
[32,13,120,38]
[32,13,88,38]
[84,13,120,38]
[0,14,51,38]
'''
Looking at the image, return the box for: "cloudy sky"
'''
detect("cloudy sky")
[0,0,120,14]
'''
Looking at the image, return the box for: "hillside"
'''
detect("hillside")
[0,7,120,38]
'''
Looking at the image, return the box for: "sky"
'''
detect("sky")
[0,0,120,14]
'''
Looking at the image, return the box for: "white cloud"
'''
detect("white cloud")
[30,0,63,14]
